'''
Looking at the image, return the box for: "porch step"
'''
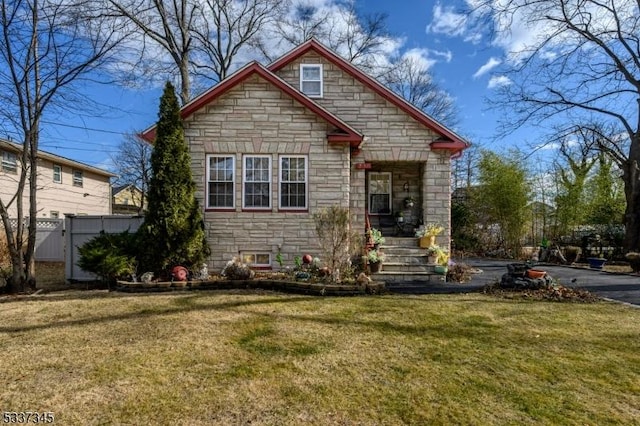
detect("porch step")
[381,237,419,248]
[384,253,430,264]
[382,262,435,273]
[374,271,446,284]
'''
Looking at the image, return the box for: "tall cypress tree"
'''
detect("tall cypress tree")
[137,82,210,274]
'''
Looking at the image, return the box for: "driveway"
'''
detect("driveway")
[389,258,640,307]
[464,258,640,306]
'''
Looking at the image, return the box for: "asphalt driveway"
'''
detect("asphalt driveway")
[464,258,640,306]
[390,258,640,307]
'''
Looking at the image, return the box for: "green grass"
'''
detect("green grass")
[0,290,639,425]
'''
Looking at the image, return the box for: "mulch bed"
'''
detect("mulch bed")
[482,283,601,303]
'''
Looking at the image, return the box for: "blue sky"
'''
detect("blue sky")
[37,0,532,172]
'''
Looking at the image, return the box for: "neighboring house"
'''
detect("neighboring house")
[0,139,115,219]
[142,39,468,270]
[112,184,145,214]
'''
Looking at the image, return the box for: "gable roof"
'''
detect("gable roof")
[140,61,363,147]
[0,139,116,178]
[268,38,469,155]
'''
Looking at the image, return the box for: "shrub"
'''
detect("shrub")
[313,205,361,282]
[446,263,474,283]
[77,231,137,285]
[221,257,255,280]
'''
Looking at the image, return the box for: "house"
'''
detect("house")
[112,184,145,214]
[0,139,115,219]
[142,39,468,271]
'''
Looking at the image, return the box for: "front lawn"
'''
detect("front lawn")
[1,291,638,425]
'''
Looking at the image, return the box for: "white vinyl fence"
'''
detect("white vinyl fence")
[65,215,143,282]
[7,218,64,262]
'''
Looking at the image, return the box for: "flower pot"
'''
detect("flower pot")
[434,265,447,275]
[419,235,436,248]
[427,255,437,264]
[370,262,382,273]
[525,269,546,279]
[587,257,606,270]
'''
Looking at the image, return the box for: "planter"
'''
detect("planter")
[587,257,606,270]
[370,262,382,273]
[419,235,436,248]
[526,269,546,279]
[427,255,437,264]
[434,265,447,275]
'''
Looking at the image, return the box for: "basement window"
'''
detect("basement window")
[242,252,271,268]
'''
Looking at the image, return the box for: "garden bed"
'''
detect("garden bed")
[116,279,385,296]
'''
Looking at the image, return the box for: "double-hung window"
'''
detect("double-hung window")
[280,156,307,209]
[207,155,235,209]
[243,155,271,209]
[53,164,62,183]
[1,151,17,173]
[72,170,83,187]
[300,64,323,97]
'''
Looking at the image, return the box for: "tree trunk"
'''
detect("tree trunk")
[623,132,640,252]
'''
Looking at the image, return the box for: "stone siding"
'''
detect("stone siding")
[275,52,451,239]
[185,74,350,270]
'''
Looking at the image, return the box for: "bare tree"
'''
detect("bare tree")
[112,133,152,213]
[0,0,127,292]
[475,0,640,251]
[379,55,459,128]
[256,0,391,70]
[106,0,198,104]
[192,0,280,83]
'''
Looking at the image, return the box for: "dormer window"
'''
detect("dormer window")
[300,64,323,97]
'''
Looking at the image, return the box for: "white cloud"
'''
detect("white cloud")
[487,75,511,89]
[473,57,501,78]
[426,4,468,37]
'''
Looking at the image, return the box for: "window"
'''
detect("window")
[1,151,17,173]
[243,156,271,209]
[72,170,83,187]
[300,64,323,97]
[207,155,235,209]
[242,252,271,268]
[53,164,62,183]
[280,156,307,209]
[368,172,392,214]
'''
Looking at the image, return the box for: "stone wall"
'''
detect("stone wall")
[185,74,350,270]
[276,52,451,238]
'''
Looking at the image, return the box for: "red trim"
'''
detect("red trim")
[278,209,309,213]
[269,39,469,150]
[241,208,273,213]
[140,61,363,144]
[430,139,467,157]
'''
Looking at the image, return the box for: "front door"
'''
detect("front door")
[368,172,392,215]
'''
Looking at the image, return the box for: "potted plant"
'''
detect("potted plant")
[416,223,444,248]
[404,196,416,208]
[425,244,449,266]
[367,249,385,273]
[395,211,404,223]
[587,256,607,270]
[369,228,385,248]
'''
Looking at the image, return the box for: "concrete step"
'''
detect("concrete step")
[380,246,425,256]
[381,262,435,273]
[373,271,446,284]
[381,237,419,248]
[384,254,430,264]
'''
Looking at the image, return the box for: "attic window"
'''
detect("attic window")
[300,64,323,97]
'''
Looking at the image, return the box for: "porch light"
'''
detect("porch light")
[403,182,409,192]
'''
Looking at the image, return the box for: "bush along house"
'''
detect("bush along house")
[142,39,469,273]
